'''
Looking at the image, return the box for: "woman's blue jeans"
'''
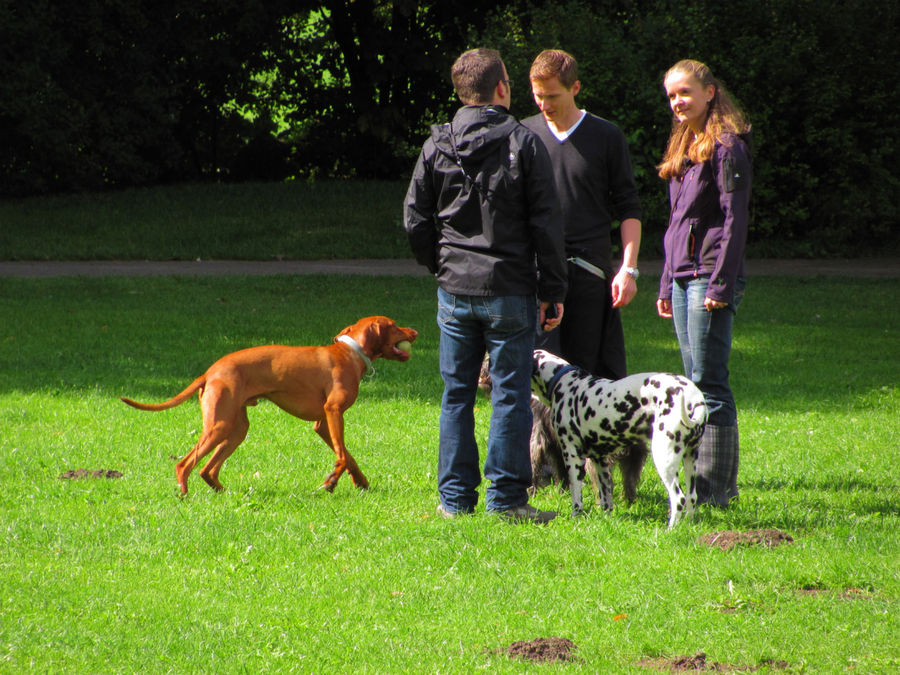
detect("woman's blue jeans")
[670,276,746,427]
[436,287,536,513]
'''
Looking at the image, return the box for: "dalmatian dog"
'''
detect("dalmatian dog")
[531,349,708,528]
[479,355,645,500]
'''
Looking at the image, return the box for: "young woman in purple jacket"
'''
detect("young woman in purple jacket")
[656,59,752,507]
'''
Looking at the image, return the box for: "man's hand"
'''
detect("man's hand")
[540,302,564,331]
[611,269,638,308]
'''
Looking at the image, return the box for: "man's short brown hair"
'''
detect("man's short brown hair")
[451,48,505,104]
[529,49,578,89]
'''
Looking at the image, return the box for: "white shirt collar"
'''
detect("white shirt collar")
[548,110,586,141]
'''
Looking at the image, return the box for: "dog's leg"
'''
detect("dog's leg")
[585,459,602,501]
[315,404,369,491]
[176,424,232,494]
[681,439,699,521]
[561,445,586,515]
[198,406,250,492]
[313,418,342,491]
[619,445,649,505]
[175,388,239,494]
[175,439,205,495]
[596,461,615,511]
[650,432,689,529]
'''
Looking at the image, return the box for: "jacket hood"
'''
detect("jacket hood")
[720,128,753,157]
[430,105,518,164]
[738,127,753,157]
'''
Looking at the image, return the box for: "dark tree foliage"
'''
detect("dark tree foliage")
[0,0,291,194]
[266,0,504,178]
[1,0,897,255]
[479,0,900,256]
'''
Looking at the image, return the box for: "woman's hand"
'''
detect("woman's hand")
[657,298,673,319]
[704,297,728,311]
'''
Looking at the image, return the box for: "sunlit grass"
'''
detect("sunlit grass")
[0,274,897,672]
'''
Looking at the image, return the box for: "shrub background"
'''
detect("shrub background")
[2,0,898,257]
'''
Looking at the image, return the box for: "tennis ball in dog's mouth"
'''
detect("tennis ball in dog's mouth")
[396,340,412,353]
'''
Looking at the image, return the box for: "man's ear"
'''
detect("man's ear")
[571,80,581,97]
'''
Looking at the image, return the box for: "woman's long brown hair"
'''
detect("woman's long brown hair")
[657,60,749,180]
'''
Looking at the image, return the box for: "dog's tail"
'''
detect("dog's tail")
[682,391,709,428]
[121,375,206,411]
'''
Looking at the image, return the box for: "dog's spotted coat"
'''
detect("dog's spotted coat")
[531,349,708,528]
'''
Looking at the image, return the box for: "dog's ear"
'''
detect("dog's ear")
[365,318,386,343]
[335,318,362,340]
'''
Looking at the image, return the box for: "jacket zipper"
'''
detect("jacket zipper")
[676,166,701,278]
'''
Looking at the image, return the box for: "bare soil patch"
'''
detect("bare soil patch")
[639,652,790,672]
[59,469,123,480]
[501,637,581,663]
[698,529,793,551]
[798,586,873,600]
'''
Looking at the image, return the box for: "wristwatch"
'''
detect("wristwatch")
[621,266,640,280]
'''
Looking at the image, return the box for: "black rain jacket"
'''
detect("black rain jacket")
[404,105,567,301]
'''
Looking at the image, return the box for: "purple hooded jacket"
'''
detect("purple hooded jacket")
[658,132,752,304]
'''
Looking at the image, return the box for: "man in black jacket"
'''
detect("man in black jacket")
[404,48,567,522]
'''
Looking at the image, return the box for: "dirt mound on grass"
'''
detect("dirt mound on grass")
[639,652,790,672]
[59,469,123,480]
[503,637,580,663]
[698,529,793,551]
[502,643,790,670]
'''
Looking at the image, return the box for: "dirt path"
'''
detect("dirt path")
[0,257,897,278]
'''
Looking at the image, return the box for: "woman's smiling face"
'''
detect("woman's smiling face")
[664,69,715,132]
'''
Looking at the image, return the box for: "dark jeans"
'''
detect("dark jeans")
[537,262,626,379]
[436,287,536,513]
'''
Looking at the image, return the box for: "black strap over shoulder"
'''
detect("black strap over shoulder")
[447,121,494,203]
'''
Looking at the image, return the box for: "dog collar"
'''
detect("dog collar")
[546,364,579,397]
[336,335,375,377]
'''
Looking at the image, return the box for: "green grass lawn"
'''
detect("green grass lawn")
[0,181,411,261]
[1,273,897,672]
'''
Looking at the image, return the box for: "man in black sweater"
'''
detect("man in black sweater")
[523,49,642,379]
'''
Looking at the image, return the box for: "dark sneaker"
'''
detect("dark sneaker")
[491,503,557,524]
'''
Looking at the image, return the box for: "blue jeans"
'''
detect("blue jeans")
[436,287,536,513]
[670,277,746,426]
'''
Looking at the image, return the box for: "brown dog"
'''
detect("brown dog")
[122,316,417,495]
